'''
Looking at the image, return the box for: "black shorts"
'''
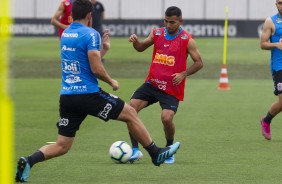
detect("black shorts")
[58,89,125,137]
[273,70,282,96]
[131,83,179,112]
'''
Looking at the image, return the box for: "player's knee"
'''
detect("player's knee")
[161,114,173,123]
[127,106,138,119]
[279,104,282,112]
[59,147,70,156]
[119,104,138,122]
[56,143,71,155]
[277,100,282,110]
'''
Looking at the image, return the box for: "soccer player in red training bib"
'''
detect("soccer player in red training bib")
[128,6,203,164]
[51,0,73,38]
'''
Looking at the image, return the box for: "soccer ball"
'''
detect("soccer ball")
[109,141,133,163]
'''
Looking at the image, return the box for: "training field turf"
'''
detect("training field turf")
[14,37,282,183]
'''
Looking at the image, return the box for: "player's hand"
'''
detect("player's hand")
[62,24,69,30]
[110,79,119,91]
[102,30,110,50]
[276,42,282,50]
[128,34,139,43]
[172,72,186,85]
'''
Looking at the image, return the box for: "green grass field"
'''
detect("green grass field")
[12,37,271,79]
[13,37,282,184]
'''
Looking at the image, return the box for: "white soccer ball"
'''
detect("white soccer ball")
[109,141,133,163]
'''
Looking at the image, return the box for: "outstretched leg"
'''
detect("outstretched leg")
[128,99,148,162]
[15,135,74,182]
[117,103,180,166]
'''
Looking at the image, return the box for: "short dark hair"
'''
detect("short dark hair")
[165,6,182,17]
[72,0,93,20]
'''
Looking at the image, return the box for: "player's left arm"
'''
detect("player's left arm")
[172,38,203,85]
[88,30,118,91]
[88,50,119,91]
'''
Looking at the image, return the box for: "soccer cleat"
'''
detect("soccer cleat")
[164,155,175,164]
[261,118,271,140]
[152,142,180,166]
[129,148,143,163]
[15,157,30,182]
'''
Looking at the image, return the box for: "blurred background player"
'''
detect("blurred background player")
[90,0,105,62]
[90,0,105,37]
[15,0,180,182]
[51,0,73,38]
[260,0,282,140]
[128,6,203,164]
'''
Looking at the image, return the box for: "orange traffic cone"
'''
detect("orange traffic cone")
[218,64,230,90]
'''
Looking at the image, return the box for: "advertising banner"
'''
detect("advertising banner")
[10,19,264,38]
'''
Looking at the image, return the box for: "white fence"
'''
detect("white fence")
[10,0,277,20]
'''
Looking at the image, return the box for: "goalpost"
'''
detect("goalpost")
[0,0,14,183]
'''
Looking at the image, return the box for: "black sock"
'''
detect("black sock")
[144,141,160,158]
[27,150,45,168]
[166,139,174,147]
[129,132,139,148]
[264,112,274,124]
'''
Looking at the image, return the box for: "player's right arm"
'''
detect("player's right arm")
[51,2,69,30]
[128,31,154,52]
[260,18,282,50]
